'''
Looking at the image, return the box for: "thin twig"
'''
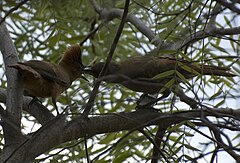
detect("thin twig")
[151,126,168,163]
[0,0,29,25]
[84,136,90,163]
[215,0,240,14]
[79,24,102,46]
[89,0,163,46]
[139,128,170,163]
[186,123,240,162]
[82,0,130,117]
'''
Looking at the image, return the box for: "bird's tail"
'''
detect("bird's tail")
[198,65,236,77]
[8,63,41,78]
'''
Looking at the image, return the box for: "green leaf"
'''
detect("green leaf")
[184,144,201,151]
[178,62,200,75]
[172,134,184,149]
[113,150,132,163]
[232,133,240,141]
[99,133,120,144]
[214,99,225,107]
[223,15,232,28]
[152,70,175,79]
[186,121,196,128]
[176,71,191,87]
[159,78,176,93]
[210,43,230,54]
[209,88,222,100]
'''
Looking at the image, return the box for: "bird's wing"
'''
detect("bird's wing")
[120,56,179,79]
[17,60,69,86]
[8,63,42,79]
[123,56,236,78]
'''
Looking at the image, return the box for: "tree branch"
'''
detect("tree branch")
[166,3,240,50]
[0,88,54,125]
[89,0,240,52]
[0,0,29,25]
[0,20,23,145]
[214,0,240,14]
[88,0,164,46]
[83,0,130,117]
[187,121,240,161]
[2,107,240,162]
[151,125,168,163]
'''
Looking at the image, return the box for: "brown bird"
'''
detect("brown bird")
[8,44,86,114]
[85,56,236,96]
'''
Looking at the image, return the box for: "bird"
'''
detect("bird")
[8,44,87,114]
[84,56,236,97]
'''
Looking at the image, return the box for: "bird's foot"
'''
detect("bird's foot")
[136,94,157,109]
[136,91,171,109]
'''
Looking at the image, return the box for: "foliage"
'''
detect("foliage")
[0,0,240,162]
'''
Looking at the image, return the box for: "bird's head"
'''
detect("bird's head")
[83,61,120,79]
[59,44,87,81]
[83,62,105,78]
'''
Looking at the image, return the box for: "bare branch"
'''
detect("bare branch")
[89,0,101,14]
[89,0,240,53]
[167,3,240,50]
[89,0,164,46]
[0,0,29,25]
[187,122,240,161]
[212,26,240,35]
[1,106,240,162]
[83,0,130,117]
[169,25,240,51]
[175,88,198,109]
[215,0,240,14]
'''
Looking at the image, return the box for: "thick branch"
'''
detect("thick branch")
[0,88,54,125]
[0,21,23,145]
[1,107,240,162]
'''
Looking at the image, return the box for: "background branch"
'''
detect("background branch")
[89,0,240,52]
[214,0,240,14]
[151,125,168,163]
[0,0,29,25]
[89,0,165,47]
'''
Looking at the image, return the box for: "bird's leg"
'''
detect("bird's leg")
[136,90,171,109]
[52,97,59,115]
[137,93,157,109]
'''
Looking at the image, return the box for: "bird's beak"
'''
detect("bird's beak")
[77,63,89,82]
